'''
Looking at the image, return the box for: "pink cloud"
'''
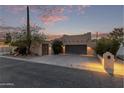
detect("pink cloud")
[38,6,90,25]
[38,7,67,24]
[3,5,90,25]
[39,15,68,25]
[39,7,65,17]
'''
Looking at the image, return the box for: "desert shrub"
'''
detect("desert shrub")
[4,32,12,44]
[109,39,120,55]
[95,38,121,56]
[95,38,112,56]
[95,28,123,56]
[11,39,27,55]
[10,25,46,55]
[14,47,27,55]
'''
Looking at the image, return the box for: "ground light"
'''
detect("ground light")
[114,62,124,76]
[79,62,106,73]
[87,46,94,55]
[79,59,124,77]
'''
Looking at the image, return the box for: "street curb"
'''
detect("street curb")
[0,55,33,62]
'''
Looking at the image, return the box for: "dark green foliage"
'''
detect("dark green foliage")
[95,38,120,56]
[95,39,120,56]
[95,28,123,56]
[52,40,63,54]
[109,40,120,55]
[14,46,27,55]
[95,38,112,56]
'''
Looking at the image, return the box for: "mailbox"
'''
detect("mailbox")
[103,52,115,75]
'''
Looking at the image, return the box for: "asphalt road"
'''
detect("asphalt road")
[0,57,123,88]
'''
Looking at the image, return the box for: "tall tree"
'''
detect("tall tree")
[27,6,31,54]
[108,28,124,44]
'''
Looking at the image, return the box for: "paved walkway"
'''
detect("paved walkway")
[0,57,123,88]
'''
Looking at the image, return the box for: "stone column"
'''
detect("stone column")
[63,46,65,54]
[103,52,115,75]
[49,44,53,55]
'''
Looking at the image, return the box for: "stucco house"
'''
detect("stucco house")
[59,32,95,55]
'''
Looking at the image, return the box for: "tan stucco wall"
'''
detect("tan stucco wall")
[30,43,42,56]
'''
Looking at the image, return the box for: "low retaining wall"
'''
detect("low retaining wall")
[116,58,124,64]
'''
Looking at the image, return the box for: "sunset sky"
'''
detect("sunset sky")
[0,5,123,35]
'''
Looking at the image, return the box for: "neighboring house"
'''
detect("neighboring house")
[59,32,96,55]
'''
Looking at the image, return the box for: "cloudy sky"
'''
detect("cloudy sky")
[0,5,123,35]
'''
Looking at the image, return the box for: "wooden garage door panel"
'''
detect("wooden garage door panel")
[65,45,87,54]
[42,44,49,56]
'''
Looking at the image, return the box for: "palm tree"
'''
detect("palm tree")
[27,6,31,54]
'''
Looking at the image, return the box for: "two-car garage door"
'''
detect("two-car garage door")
[65,45,87,54]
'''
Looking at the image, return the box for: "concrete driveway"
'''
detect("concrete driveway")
[30,54,105,73]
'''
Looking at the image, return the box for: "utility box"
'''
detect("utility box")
[103,52,115,75]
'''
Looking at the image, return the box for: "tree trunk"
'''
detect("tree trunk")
[27,6,31,54]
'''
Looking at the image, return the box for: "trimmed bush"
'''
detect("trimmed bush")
[52,40,63,54]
